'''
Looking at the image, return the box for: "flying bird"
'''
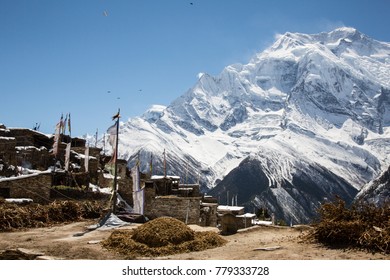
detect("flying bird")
[112,111,120,120]
[103,10,108,17]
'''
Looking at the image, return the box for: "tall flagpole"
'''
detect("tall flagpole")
[103,133,106,155]
[112,108,120,213]
[95,128,98,147]
[149,153,153,177]
[163,149,166,178]
[68,113,72,139]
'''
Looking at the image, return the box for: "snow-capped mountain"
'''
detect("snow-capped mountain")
[107,27,390,223]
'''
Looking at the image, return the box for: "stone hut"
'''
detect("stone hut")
[217,205,255,232]
[142,175,203,224]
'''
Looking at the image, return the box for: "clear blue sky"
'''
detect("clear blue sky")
[1,0,390,137]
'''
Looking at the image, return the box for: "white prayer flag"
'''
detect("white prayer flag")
[64,143,71,171]
[84,146,89,172]
[52,122,61,156]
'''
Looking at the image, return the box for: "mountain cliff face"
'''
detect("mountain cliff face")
[355,165,390,206]
[109,27,390,223]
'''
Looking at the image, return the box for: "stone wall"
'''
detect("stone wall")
[0,172,52,203]
[8,128,53,149]
[0,136,17,167]
[117,178,133,206]
[144,194,201,225]
[15,146,51,171]
[236,216,253,229]
[52,171,91,188]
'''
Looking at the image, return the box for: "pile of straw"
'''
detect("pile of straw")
[308,199,390,254]
[132,217,195,247]
[102,217,227,258]
[0,200,105,231]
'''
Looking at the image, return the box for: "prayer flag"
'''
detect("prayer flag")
[52,121,61,156]
[84,146,90,172]
[68,113,71,135]
[65,143,71,171]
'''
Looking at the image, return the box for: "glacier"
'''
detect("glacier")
[101,27,390,223]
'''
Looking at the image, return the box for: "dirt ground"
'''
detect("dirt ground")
[0,220,389,260]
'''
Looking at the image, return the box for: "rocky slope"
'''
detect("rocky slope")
[355,165,390,206]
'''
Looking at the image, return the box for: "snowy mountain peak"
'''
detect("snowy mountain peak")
[105,28,390,223]
[264,27,390,64]
[328,26,360,39]
[142,105,166,122]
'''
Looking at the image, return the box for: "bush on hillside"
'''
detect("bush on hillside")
[308,198,389,254]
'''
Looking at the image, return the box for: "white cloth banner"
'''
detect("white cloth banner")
[52,122,61,156]
[64,143,71,171]
[106,122,117,147]
[84,146,89,172]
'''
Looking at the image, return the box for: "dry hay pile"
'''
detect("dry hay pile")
[308,199,390,254]
[102,217,227,259]
[0,200,105,231]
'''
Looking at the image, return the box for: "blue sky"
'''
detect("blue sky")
[1,0,390,137]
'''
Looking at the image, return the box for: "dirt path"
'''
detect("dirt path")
[0,221,388,260]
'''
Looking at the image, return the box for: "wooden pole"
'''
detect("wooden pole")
[163,149,166,178]
[112,109,120,213]
[103,133,106,155]
[95,128,98,147]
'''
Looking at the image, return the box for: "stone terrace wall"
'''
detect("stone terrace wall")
[0,172,51,203]
[144,195,201,225]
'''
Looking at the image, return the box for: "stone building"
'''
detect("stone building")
[0,126,54,172]
[139,175,213,225]
[217,205,256,234]
[0,124,107,202]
